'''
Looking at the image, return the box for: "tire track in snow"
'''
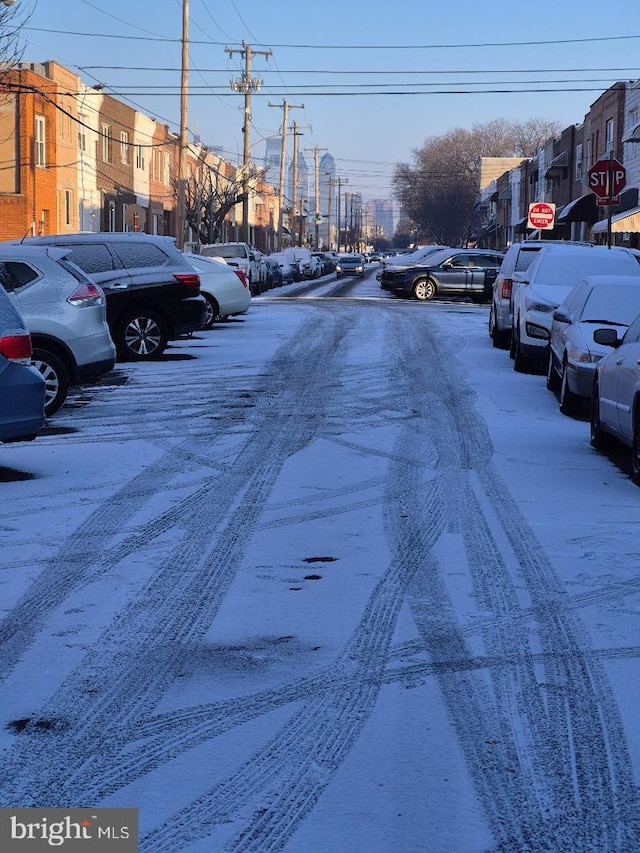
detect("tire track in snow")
[0,307,351,808]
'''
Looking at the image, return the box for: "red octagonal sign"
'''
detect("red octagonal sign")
[588,158,626,198]
[528,202,556,230]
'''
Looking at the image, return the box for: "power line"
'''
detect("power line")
[23,26,640,50]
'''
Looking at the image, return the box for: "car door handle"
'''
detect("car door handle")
[110,283,129,289]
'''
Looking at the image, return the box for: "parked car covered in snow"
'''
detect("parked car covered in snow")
[183,253,251,328]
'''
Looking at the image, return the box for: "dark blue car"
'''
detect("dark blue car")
[0,290,45,443]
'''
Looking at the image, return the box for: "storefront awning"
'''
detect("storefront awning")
[557,193,598,223]
[544,151,568,177]
[498,185,512,201]
[591,206,640,234]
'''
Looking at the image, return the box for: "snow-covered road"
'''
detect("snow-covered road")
[2,273,639,852]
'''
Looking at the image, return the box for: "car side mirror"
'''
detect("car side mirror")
[593,328,620,347]
[552,307,572,323]
[249,252,255,261]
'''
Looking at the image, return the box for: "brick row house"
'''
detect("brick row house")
[478,80,640,249]
[0,60,278,244]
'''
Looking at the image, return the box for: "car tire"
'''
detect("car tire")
[546,351,560,392]
[590,379,611,449]
[632,403,640,485]
[202,294,221,330]
[413,278,436,301]
[31,347,70,418]
[513,328,532,373]
[559,359,579,416]
[490,308,510,349]
[115,310,168,360]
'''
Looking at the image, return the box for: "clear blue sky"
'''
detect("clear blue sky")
[17,0,640,201]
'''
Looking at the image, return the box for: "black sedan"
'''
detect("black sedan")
[379,248,504,301]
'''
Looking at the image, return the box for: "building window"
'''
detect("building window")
[64,189,73,226]
[35,114,46,167]
[585,138,592,171]
[78,125,86,152]
[120,131,129,164]
[575,143,583,182]
[605,118,614,154]
[163,154,170,186]
[136,144,145,170]
[102,124,110,163]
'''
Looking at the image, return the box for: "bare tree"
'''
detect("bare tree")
[177,165,261,246]
[393,117,562,245]
[0,1,32,77]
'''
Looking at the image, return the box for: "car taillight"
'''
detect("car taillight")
[67,283,104,307]
[174,273,201,292]
[234,269,249,290]
[0,333,32,364]
[500,277,513,299]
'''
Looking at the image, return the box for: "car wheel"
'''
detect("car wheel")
[202,294,221,330]
[115,310,168,360]
[546,351,560,392]
[513,327,532,373]
[413,278,436,301]
[632,404,640,485]
[559,360,579,416]
[31,348,70,417]
[590,379,611,449]
[490,309,510,349]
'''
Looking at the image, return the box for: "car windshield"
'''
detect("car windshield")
[214,246,245,259]
[581,285,640,325]
[534,252,639,286]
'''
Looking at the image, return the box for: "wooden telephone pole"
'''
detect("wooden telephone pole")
[226,42,272,244]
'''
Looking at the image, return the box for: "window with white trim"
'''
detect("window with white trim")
[102,124,110,163]
[605,118,614,154]
[575,143,583,181]
[120,131,129,164]
[136,144,145,170]
[35,114,46,167]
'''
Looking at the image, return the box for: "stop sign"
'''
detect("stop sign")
[588,158,626,198]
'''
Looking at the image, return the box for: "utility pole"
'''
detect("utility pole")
[327,177,334,251]
[336,176,348,252]
[291,121,303,247]
[226,41,272,245]
[176,0,189,249]
[305,145,327,249]
[269,100,303,250]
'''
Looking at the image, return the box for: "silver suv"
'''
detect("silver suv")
[16,234,207,361]
[0,245,115,416]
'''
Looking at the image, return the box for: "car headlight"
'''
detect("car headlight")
[355,266,363,272]
[525,322,550,339]
[567,346,601,364]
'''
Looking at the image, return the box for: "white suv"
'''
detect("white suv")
[510,244,640,373]
[0,245,115,416]
[196,242,265,294]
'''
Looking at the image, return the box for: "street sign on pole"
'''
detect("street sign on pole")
[588,155,627,249]
[588,158,626,199]
[528,202,556,231]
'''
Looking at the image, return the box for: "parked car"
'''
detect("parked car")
[311,252,336,275]
[335,253,365,278]
[590,312,640,484]
[548,276,640,416]
[267,253,298,285]
[0,244,116,416]
[261,256,283,290]
[0,286,45,442]
[510,244,640,373]
[15,234,206,362]
[183,254,251,328]
[196,242,265,294]
[489,241,552,349]
[283,247,322,280]
[380,248,504,301]
[377,245,448,277]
